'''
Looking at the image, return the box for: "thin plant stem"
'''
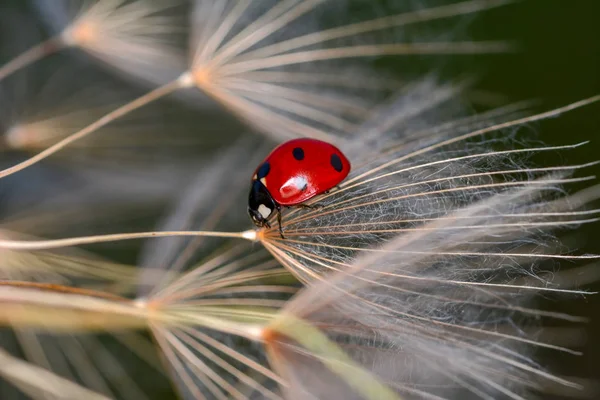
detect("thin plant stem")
[0,36,64,82]
[0,230,257,251]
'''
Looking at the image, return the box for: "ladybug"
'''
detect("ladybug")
[248,138,351,237]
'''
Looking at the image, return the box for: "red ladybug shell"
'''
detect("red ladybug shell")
[253,138,351,206]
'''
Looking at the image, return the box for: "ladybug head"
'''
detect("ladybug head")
[248,180,277,228]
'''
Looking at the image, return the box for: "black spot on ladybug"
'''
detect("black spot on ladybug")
[330,153,343,172]
[292,147,304,160]
[257,162,270,179]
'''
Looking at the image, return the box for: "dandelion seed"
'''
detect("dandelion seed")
[0,64,190,162]
[252,97,600,399]
[0,233,290,398]
[147,245,293,400]
[0,158,201,294]
[0,282,158,399]
[182,0,516,142]
[0,175,181,398]
[0,77,187,179]
[0,0,186,85]
[0,348,110,400]
[0,239,294,399]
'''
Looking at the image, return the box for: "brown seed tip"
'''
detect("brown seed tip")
[192,67,213,89]
[65,21,100,48]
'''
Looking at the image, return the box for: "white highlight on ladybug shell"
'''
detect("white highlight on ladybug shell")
[258,204,272,219]
[280,176,308,198]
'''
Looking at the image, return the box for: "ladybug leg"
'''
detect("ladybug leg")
[277,213,285,239]
[276,205,285,239]
[298,203,324,210]
[323,185,340,195]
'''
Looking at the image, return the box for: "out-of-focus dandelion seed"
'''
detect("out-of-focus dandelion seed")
[0,281,161,399]
[0,147,296,399]
[0,63,224,164]
[0,160,198,292]
[180,0,515,142]
[0,185,167,400]
[0,0,185,85]
[146,244,293,400]
[0,241,293,399]
[0,229,140,291]
[0,348,111,400]
[0,78,184,179]
[137,138,271,295]
[0,0,190,176]
[0,0,515,179]
[0,65,125,152]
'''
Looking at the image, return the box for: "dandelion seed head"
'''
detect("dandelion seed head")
[3,124,35,150]
[256,96,600,398]
[33,0,186,86]
[0,60,220,164]
[62,18,100,48]
[185,0,389,141]
[260,93,596,281]
[184,0,512,142]
[141,241,293,400]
